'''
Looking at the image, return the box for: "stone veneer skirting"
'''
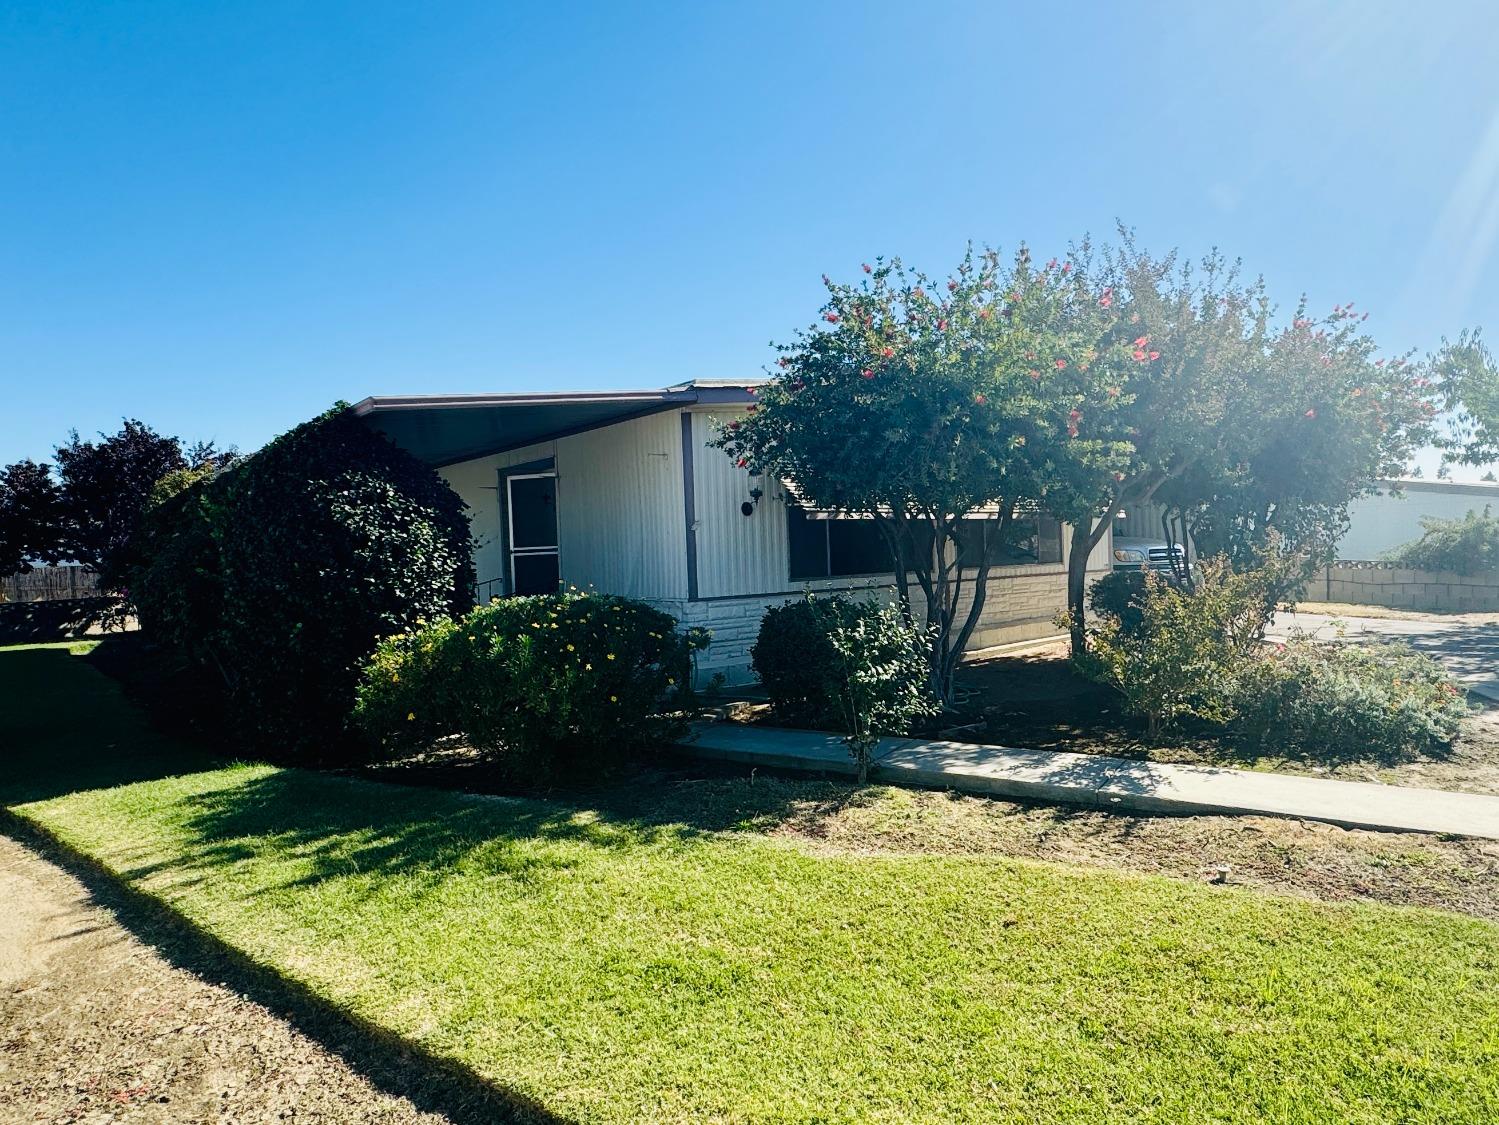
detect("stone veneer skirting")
[656,567,1106,686]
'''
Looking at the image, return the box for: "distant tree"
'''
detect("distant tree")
[52,420,232,589]
[715,247,1133,703]
[1437,463,1452,480]
[0,460,64,576]
[1483,470,1497,482]
[1436,329,1499,468]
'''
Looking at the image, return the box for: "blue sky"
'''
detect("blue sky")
[4,1,1499,477]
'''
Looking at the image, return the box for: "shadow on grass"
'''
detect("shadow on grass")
[0,812,572,1125]
[0,597,124,644]
[0,643,222,806]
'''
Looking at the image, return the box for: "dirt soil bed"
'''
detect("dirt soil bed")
[360,753,1499,923]
[0,831,475,1125]
[956,642,1499,795]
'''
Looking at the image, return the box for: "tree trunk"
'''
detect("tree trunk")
[1066,520,1096,657]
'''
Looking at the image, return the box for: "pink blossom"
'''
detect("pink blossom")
[1304,408,1317,418]
[861,369,874,379]
[862,263,872,273]
[824,313,839,323]
[1148,351,1159,361]
[937,319,948,331]
[1055,358,1067,370]
[974,393,987,405]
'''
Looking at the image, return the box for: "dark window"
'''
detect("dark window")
[992,513,1063,565]
[509,475,557,549]
[787,508,895,580]
[511,552,561,595]
[787,508,1062,580]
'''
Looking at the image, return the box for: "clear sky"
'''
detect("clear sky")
[4,1,1499,477]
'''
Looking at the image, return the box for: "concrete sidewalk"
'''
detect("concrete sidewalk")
[685,723,1499,840]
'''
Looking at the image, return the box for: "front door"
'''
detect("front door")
[507,473,560,595]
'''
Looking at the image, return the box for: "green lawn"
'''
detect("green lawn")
[4,642,1499,1123]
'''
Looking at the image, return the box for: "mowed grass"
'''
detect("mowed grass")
[4,643,1499,1123]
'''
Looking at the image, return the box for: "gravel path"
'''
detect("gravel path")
[0,831,463,1125]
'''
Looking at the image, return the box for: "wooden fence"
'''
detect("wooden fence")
[0,566,102,603]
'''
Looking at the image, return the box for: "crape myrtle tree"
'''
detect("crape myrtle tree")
[1040,237,1437,654]
[1037,241,1274,654]
[1157,298,1437,587]
[714,247,1136,703]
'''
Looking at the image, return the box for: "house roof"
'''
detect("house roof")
[352,381,762,466]
[1381,477,1499,496]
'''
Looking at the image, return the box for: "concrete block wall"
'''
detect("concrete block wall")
[1302,564,1499,612]
[656,566,1105,686]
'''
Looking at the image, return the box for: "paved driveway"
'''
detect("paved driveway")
[1268,610,1499,703]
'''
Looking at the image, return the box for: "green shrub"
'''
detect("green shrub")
[1077,560,1273,737]
[1385,505,1499,576]
[1235,639,1470,762]
[131,405,474,760]
[355,592,704,777]
[1087,571,1151,635]
[131,471,226,665]
[752,594,936,777]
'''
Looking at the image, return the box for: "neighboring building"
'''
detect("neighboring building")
[355,381,1112,685]
[1337,478,1499,561]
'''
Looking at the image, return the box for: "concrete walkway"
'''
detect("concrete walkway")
[685,723,1499,840]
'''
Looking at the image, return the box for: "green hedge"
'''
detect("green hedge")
[354,593,703,777]
[131,406,473,760]
[750,594,935,739]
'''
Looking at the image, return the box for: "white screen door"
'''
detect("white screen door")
[507,473,560,595]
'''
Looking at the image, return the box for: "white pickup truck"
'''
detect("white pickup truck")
[1112,536,1188,573]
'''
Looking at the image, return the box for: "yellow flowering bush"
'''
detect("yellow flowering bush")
[354,592,706,777]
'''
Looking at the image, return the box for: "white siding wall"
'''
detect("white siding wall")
[1338,481,1499,561]
[439,411,686,602]
[685,405,1111,684]
[440,405,1109,685]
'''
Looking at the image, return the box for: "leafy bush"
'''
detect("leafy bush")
[1385,505,1499,576]
[752,594,936,777]
[1235,639,1469,762]
[131,472,226,665]
[1077,560,1274,737]
[355,592,704,778]
[131,406,474,760]
[1088,571,1151,635]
